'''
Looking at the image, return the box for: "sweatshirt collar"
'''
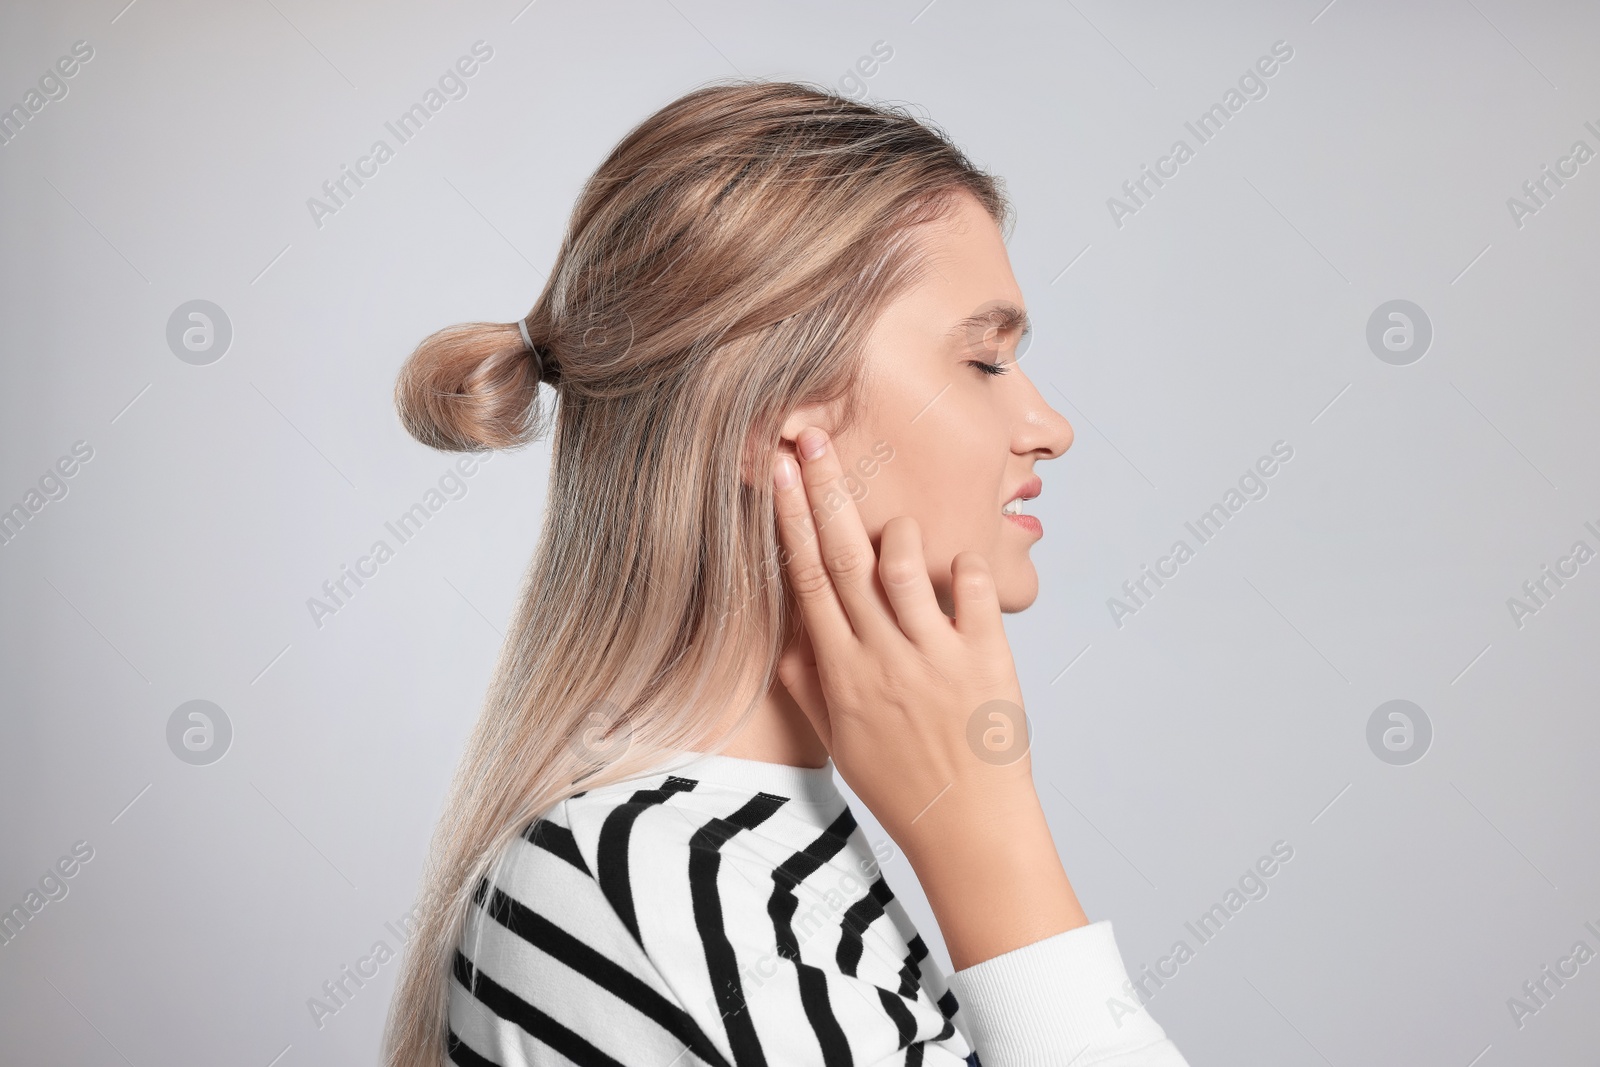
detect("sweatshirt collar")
[652,749,842,806]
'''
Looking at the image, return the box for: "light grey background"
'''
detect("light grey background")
[3,0,1597,1064]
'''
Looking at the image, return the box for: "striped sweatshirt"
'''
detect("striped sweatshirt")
[448,751,1189,1067]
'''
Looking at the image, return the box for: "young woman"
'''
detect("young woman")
[383,81,1189,1067]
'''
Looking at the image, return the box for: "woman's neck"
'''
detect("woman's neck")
[717,677,830,769]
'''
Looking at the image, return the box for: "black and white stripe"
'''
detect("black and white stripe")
[448,756,975,1066]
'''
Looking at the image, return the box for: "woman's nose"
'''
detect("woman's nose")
[1016,380,1074,459]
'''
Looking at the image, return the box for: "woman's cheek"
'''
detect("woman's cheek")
[920,510,966,575]
[850,482,889,537]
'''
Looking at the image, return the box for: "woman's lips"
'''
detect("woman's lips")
[1005,513,1043,538]
[1003,474,1043,538]
[1005,475,1043,505]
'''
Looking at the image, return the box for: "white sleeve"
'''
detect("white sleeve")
[945,920,1190,1067]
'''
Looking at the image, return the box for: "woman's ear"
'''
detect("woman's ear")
[740,402,838,489]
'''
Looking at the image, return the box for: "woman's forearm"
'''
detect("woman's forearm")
[902,784,1191,1066]
[900,782,1089,972]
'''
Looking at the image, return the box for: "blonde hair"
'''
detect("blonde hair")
[382,79,1008,1066]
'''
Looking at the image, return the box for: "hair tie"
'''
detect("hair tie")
[517,318,543,380]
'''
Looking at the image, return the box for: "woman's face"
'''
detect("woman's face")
[783,190,1075,614]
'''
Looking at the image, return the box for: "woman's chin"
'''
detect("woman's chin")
[927,555,1039,616]
[995,560,1040,613]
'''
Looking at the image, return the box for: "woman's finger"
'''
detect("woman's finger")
[876,516,953,649]
[790,428,902,647]
[772,451,855,658]
[949,550,1005,642]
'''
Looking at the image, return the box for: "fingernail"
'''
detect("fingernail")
[773,454,798,489]
[798,428,827,460]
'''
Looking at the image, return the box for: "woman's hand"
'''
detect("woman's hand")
[770,425,1038,855]
[771,426,1088,970]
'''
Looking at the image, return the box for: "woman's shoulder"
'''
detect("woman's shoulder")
[450,761,976,1064]
[488,767,894,963]
[555,766,861,878]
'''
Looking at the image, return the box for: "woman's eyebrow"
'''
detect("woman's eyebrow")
[946,302,1031,342]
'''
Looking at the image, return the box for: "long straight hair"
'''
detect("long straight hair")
[381,79,1008,1066]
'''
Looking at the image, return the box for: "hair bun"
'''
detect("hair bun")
[393,320,548,452]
